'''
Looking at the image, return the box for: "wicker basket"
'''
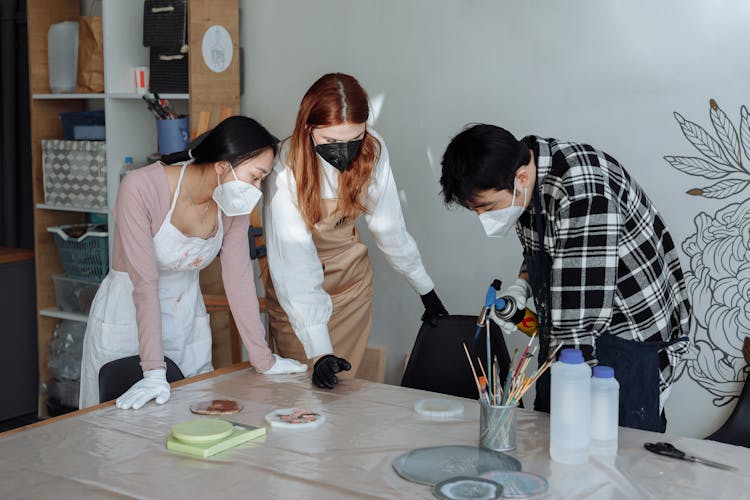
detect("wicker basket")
[48,224,109,282]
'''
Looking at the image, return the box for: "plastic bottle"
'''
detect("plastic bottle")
[550,348,591,464]
[48,21,79,93]
[120,156,135,180]
[590,366,619,456]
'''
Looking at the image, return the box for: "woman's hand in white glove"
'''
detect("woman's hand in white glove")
[262,354,308,375]
[116,368,171,410]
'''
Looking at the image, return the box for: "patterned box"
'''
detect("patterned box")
[42,140,107,209]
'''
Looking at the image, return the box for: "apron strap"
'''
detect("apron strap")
[530,183,551,342]
[169,163,189,214]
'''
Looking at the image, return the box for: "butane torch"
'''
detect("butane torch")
[478,279,538,336]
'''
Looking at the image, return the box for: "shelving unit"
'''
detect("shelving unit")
[32,93,105,99]
[27,0,240,416]
[107,93,189,100]
[36,204,108,214]
[39,308,89,323]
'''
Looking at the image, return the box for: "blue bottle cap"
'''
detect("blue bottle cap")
[593,366,614,378]
[559,348,584,364]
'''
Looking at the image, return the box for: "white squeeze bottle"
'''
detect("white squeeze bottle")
[550,348,591,464]
[590,365,619,456]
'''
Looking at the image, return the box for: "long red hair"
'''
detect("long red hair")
[288,73,380,228]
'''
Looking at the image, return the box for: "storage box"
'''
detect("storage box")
[59,110,105,141]
[149,47,188,93]
[42,139,107,209]
[53,274,101,314]
[48,224,109,282]
[47,379,80,410]
[143,0,187,48]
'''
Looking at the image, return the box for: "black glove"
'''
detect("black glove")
[312,354,352,389]
[420,289,448,326]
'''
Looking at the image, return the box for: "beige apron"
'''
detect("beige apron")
[264,199,374,378]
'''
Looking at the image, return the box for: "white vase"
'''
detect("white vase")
[48,21,79,93]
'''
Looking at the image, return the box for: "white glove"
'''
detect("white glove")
[503,277,532,308]
[488,308,519,334]
[116,368,171,410]
[489,278,532,335]
[261,354,308,375]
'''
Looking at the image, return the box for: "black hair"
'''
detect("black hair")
[440,124,530,207]
[161,115,279,166]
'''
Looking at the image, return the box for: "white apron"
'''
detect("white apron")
[79,163,223,408]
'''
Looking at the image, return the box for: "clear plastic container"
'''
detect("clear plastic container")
[550,348,591,464]
[590,366,619,456]
[47,21,79,93]
[47,320,86,381]
[53,274,101,314]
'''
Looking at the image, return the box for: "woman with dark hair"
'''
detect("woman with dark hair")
[79,116,306,409]
[263,73,447,389]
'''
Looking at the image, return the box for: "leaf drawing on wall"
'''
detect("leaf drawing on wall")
[668,99,750,407]
[740,106,750,165]
[664,156,729,179]
[687,179,750,199]
[667,99,750,198]
[709,99,742,168]
[674,112,731,167]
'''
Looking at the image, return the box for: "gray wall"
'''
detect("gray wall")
[240,0,750,438]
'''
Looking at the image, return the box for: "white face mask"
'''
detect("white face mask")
[212,163,263,217]
[478,181,528,238]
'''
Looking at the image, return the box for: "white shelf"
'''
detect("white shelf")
[37,204,109,214]
[40,308,88,323]
[32,93,105,100]
[33,92,190,100]
[108,92,189,100]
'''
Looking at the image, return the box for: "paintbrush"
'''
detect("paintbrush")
[477,356,494,402]
[501,348,519,405]
[462,342,485,401]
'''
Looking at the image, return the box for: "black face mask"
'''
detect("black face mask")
[315,139,363,173]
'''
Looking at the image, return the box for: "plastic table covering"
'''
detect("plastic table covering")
[1,365,749,499]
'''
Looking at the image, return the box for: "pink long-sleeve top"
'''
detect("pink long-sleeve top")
[112,163,274,373]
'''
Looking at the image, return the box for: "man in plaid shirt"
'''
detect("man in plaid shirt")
[440,124,691,432]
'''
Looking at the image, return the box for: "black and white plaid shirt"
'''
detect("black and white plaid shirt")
[516,136,691,395]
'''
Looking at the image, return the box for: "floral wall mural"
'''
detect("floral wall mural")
[665,99,750,407]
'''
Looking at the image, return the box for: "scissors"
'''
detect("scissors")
[644,442,737,471]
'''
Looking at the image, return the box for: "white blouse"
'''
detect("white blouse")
[262,129,434,358]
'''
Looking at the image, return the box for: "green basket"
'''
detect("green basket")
[48,225,109,282]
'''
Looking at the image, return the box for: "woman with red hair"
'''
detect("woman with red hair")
[263,73,447,389]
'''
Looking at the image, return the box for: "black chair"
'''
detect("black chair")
[706,340,750,448]
[98,355,185,403]
[401,315,513,401]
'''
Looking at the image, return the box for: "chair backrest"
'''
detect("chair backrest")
[401,315,512,400]
[98,355,185,404]
[706,344,750,448]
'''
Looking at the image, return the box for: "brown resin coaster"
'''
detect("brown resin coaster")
[189,399,243,415]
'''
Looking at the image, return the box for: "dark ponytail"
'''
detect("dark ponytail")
[161,115,279,166]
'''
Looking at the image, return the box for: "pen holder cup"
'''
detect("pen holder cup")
[157,116,190,156]
[479,401,518,452]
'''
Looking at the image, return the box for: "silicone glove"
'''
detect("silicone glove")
[262,354,308,375]
[312,354,351,389]
[116,368,170,410]
[420,289,449,326]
